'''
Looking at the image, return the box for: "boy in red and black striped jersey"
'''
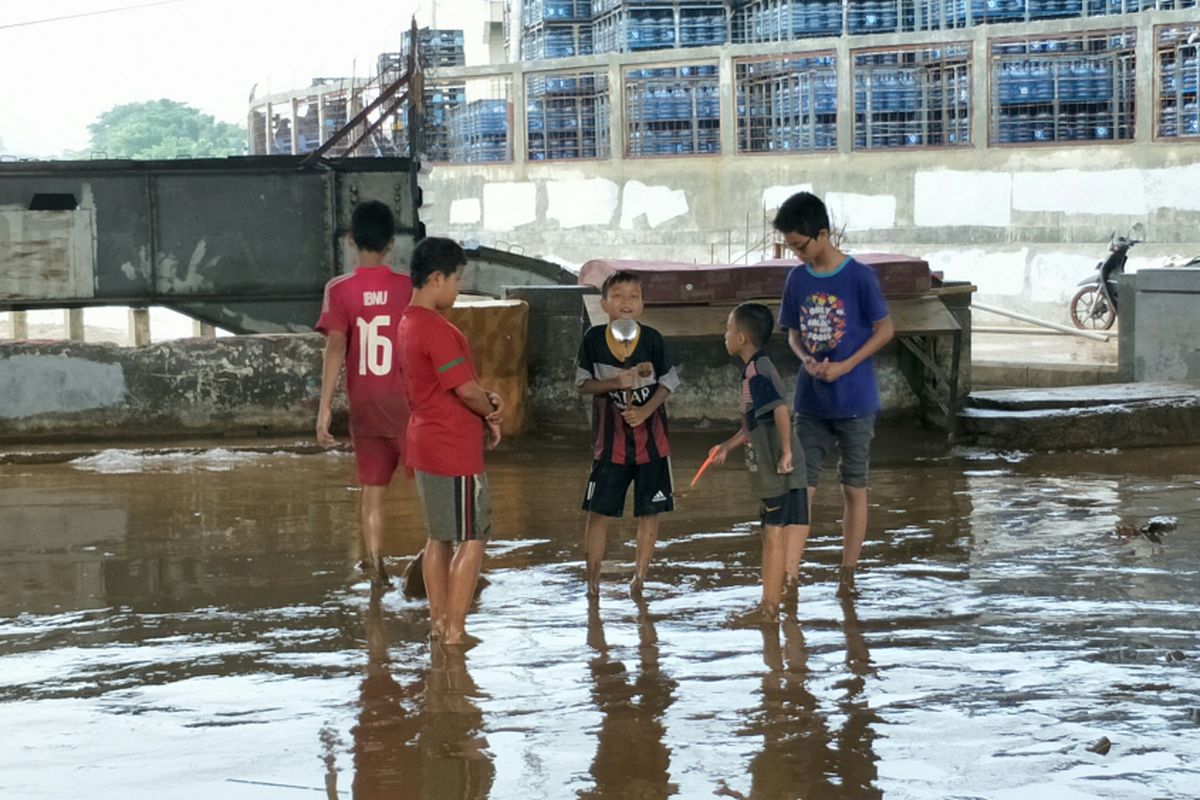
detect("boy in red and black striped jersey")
[576,271,680,598]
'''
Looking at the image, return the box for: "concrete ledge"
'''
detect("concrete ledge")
[972,360,1122,389]
[0,336,331,443]
[958,382,1200,449]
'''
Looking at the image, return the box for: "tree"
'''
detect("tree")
[87,99,247,159]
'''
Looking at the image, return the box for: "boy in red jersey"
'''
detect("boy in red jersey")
[315,200,413,589]
[398,237,502,645]
[576,271,680,599]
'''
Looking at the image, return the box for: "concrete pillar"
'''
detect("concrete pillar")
[129,308,151,347]
[10,311,28,340]
[317,95,328,147]
[718,47,736,156]
[511,0,524,61]
[971,30,990,150]
[607,56,624,158]
[66,308,86,343]
[290,98,300,155]
[835,34,853,153]
[1133,22,1154,144]
[192,320,217,338]
[510,63,527,167]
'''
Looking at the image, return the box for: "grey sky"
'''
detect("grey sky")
[0,0,422,157]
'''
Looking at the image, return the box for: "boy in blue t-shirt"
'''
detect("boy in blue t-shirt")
[775,191,894,598]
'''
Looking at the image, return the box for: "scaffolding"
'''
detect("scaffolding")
[854,44,973,148]
[249,79,365,157]
[990,30,1136,144]
[527,69,612,160]
[624,64,721,155]
[735,54,838,152]
[247,4,1200,161]
[1156,23,1200,138]
[591,1,728,54]
[732,0,842,42]
[447,77,515,163]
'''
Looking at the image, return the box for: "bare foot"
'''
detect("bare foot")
[586,579,600,598]
[371,556,392,589]
[783,573,799,596]
[628,574,645,599]
[441,629,481,648]
[430,618,447,641]
[727,604,778,628]
[836,565,859,598]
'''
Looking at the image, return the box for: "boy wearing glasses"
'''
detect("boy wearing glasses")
[774,192,894,598]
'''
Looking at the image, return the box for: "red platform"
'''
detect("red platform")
[578,253,933,304]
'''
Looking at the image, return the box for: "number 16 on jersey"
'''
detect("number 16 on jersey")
[357,316,393,376]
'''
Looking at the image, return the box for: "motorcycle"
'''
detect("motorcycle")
[1070,228,1200,331]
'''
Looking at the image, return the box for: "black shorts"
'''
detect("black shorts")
[760,488,809,527]
[582,458,675,518]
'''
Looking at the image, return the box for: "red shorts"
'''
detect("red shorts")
[352,435,408,486]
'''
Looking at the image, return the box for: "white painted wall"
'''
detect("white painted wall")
[425,155,1200,325]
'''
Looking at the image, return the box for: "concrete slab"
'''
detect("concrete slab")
[1136,266,1200,293]
[969,381,1200,411]
[971,330,1119,388]
[958,381,1200,450]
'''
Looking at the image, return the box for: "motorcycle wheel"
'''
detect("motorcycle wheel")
[1070,285,1116,330]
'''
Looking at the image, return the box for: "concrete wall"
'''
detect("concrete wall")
[0,287,961,442]
[1127,268,1200,382]
[426,148,1200,329]
[419,11,1200,327]
[0,336,329,442]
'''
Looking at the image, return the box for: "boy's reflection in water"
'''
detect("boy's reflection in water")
[351,589,494,800]
[746,597,880,800]
[580,597,678,799]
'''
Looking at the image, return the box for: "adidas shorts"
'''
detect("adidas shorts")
[581,457,674,519]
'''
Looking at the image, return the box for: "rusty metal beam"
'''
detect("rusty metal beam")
[302,17,423,168]
[300,76,409,167]
[343,92,409,156]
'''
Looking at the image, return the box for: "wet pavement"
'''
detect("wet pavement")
[1,431,1199,799]
[972,330,1118,367]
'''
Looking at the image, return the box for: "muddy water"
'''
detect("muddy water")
[1,432,1198,799]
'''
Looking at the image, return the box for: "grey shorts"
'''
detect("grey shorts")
[793,413,876,489]
[415,471,492,543]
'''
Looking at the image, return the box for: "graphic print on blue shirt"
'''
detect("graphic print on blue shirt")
[799,291,847,356]
[779,257,890,420]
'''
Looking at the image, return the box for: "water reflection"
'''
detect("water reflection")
[832,599,880,797]
[1,439,1198,798]
[581,597,677,799]
[351,591,425,799]
[351,590,495,800]
[746,599,879,799]
[421,641,494,798]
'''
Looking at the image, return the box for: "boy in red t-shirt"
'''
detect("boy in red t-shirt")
[397,237,502,644]
[315,200,413,588]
